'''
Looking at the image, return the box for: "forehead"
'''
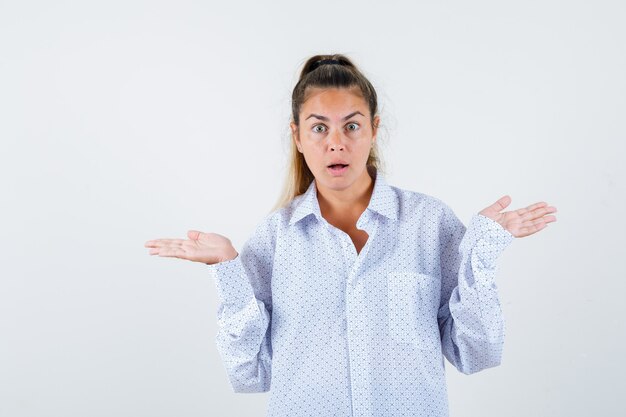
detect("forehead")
[301,87,368,117]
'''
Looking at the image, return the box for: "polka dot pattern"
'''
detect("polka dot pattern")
[208,170,515,416]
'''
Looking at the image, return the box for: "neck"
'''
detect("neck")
[316,168,375,221]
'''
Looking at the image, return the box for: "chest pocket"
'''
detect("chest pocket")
[387,272,440,350]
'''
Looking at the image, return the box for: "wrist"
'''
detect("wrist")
[214,248,239,264]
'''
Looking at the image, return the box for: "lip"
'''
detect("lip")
[327,164,349,177]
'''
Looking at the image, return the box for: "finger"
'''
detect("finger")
[515,202,547,222]
[148,248,179,255]
[519,218,548,237]
[522,205,557,223]
[484,195,511,215]
[519,202,547,217]
[493,195,511,211]
[524,212,557,231]
[187,230,203,240]
[526,201,548,211]
[144,238,185,248]
[181,239,203,250]
[542,214,557,224]
[158,246,188,259]
[536,207,558,219]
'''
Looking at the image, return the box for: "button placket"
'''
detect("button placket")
[344,214,380,417]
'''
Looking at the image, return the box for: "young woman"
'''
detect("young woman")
[145,54,557,417]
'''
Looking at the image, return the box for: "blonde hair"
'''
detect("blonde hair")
[272,54,384,212]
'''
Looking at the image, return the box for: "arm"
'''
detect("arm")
[437,205,514,375]
[208,216,276,393]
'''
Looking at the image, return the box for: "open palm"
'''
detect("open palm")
[479,195,557,238]
[144,230,238,265]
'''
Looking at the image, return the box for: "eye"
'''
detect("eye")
[312,124,327,133]
[346,122,360,131]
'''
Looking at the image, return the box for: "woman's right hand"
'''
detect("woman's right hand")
[144,230,238,265]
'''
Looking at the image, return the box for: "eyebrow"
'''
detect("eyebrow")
[305,111,365,122]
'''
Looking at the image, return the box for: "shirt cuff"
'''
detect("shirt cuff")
[207,255,255,307]
[459,213,515,269]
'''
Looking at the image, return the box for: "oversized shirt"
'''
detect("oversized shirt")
[207,170,515,417]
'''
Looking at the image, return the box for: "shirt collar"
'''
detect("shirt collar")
[288,169,399,226]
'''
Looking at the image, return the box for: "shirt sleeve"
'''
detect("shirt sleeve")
[207,216,276,393]
[436,205,515,375]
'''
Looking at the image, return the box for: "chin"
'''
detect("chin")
[318,174,355,190]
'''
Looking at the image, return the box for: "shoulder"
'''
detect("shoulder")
[386,184,468,245]
[250,196,304,236]
[386,182,452,221]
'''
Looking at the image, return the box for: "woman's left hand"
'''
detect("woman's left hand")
[479,195,557,238]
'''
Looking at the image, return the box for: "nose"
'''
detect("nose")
[328,130,345,151]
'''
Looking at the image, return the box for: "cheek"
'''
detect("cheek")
[300,138,325,155]
[357,139,373,156]
[300,146,323,168]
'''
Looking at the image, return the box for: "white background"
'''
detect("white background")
[1,1,624,416]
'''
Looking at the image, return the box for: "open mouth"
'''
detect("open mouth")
[327,164,349,175]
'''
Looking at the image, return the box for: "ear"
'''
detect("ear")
[372,115,380,143]
[290,121,302,153]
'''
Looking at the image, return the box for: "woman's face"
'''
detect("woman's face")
[291,87,379,194]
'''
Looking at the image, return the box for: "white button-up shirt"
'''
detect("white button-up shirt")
[208,170,514,417]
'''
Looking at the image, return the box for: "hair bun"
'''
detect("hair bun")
[307,58,343,73]
[316,58,342,66]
